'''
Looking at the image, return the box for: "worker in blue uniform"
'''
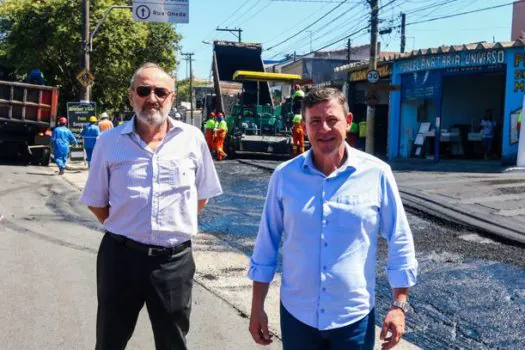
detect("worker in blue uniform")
[51,117,78,175]
[81,116,101,168]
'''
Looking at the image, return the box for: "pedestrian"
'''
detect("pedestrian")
[248,87,417,350]
[98,112,114,133]
[214,112,228,161]
[80,62,222,350]
[204,112,217,153]
[291,113,304,156]
[80,115,100,168]
[358,119,367,150]
[480,108,496,160]
[51,117,78,175]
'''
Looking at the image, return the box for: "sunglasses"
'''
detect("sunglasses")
[135,86,173,99]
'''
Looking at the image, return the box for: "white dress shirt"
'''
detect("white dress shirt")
[80,117,222,247]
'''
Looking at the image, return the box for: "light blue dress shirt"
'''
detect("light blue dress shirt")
[80,117,222,247]
[248,144,417,330]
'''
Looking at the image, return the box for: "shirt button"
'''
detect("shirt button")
[322,287,326,292]
[322,219,327,225]
[323,265,327,270]
[321,309,325,313]
[324,242,328,247]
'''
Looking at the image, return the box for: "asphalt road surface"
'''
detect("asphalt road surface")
[200,160,525,350]
[0,164,280,350]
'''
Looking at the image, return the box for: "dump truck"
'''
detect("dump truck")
[0,80,59,165]
[210,40,301,157]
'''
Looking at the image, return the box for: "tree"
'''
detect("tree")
[0,0,181,114]
[176,78,208,102]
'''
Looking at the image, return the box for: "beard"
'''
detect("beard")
[134,102,167,126]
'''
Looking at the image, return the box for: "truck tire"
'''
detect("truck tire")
[30,148,42,165]
[30,147,50,166]
[41,147,50,166]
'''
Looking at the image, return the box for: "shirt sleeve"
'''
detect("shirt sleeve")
[248,169,284,283]
[379,166,418,289]
[195,131,222,200]
[80,135,109,207]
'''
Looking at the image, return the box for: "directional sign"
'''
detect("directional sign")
[76,69,95,87]
[366,70,380,84]
[133,0,189,23]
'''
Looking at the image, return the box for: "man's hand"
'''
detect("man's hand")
[249,306,272,345]
[380,307,405,350]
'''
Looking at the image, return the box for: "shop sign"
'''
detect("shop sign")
[350,64,391,82]
[513,53,525,92]
[401,70,441,101]
[399,50,505,74]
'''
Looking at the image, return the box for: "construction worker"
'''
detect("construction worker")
[81,116,100,168]
[292,113,305,156]
[204,112,217,153]
[98,112,113,133]
[345,111,358,147]
[292,84,305,114]
[358,119,367,151]
[215,112,228,161]
[51,117,77,175]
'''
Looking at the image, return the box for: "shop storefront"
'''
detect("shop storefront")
[345,62,392,157]
[388,42,523,164]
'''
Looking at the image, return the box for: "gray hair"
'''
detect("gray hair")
[129,62,175,91]
[301,87,349,117]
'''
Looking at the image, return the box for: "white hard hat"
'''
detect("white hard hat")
[100,112,109,120]
[174,112,182,120]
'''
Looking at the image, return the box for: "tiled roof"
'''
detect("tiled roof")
[381,40,525,61]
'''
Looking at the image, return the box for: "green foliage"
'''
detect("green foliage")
[176,78,208,102]
[0,0,181,114]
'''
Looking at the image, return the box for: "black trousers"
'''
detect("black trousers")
[95,233,195,350]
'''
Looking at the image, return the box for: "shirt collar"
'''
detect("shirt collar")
[120,115,180,135]
[303,143,362,173]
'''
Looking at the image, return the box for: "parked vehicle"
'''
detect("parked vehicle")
[0,80,58,165]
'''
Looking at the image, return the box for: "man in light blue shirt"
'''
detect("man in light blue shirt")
[248,88,417,350]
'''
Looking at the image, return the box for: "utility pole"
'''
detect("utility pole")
[181,52,194,125]
[365,0,379,155]
[81,0,90,101]
[347,38,351,64]
[216,27,243,42]
[400,12,406,53]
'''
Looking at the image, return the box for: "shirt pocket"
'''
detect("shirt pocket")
[333,194,378,229]
[159,159,196,189]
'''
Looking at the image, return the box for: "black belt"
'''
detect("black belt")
[106,232,191,257]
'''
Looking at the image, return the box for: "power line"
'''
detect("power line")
[265,0,348,51]
[270,2,367,55]
[406,0,523,27]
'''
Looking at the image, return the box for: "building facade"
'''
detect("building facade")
[387,41,524,164]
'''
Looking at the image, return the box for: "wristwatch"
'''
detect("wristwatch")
[391,300,410,314]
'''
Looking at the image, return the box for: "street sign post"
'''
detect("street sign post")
[366,70,380,84]
[132,0,189,23]
[76,69,95,88]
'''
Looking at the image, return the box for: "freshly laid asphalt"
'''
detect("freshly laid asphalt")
[237,158,525,246]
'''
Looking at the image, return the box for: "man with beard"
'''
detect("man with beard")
[80,63,222,350]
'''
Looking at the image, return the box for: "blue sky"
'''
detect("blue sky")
[175,0,514,80]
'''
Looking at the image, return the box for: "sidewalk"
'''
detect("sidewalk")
[52,164,420,350]
[238,158,525,245]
